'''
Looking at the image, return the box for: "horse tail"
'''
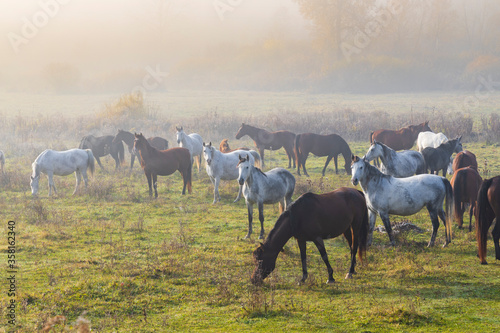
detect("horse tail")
[250,150,261,168]
[358,191,369,261]
[476,177,493,264]
[294,134,301,169]
[442,177,454,243]
[86,149,95,177]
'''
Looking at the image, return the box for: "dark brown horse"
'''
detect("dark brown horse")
[452,150,478,172]
[235,123,295,168]
[370,121,432,151]
[113,130,169,169]
[79,135,124,171]
[251,188,368,285]
[219,139,250,153]
[450,167,482,232]
[133,133,191,198]
[294,133,352,176]
[476,176,500,264]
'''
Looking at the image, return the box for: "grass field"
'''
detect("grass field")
[1,92,500,332]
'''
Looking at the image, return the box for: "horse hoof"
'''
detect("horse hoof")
[345,273,352,279]
[243,234,251,239]
[442,242,450,248]
[326,279,335,284]
[481,261,488,265]
[258,235,264,240]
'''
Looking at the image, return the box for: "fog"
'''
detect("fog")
[1,0,499,93]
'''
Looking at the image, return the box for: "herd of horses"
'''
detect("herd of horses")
[6,120,497,285]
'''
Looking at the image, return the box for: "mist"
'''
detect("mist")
[1,0,499,94]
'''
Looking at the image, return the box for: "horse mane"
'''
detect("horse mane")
[254,166,267,177]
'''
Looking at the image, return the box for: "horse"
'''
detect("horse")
[450,167,482,232]
[79,135,124,171]
[417,131,448,152]
[371,121,432,151]
[133,133,192,198]
[30,149,95,196]
[113,130,169,169]
[251,188,369,285]
[351,155,453,247]
[452,150,478,172]
[175,126,203,172]
[235,123,296,168]
[364,141,426,178]
[219,139,250,153]
[294,133,352,176]
[202,142,260,204]
[0,150,5,174]
[475,176,500,265]
[422,136,463,176]
[237,154,295,239]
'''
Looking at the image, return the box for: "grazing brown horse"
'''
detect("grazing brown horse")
[235,123,295,168]
[476,176,500,264]
[294,133,352,176]
[219,139,249,153]
[450,167,482,232]
[251,188,368,285]
[370,121,432,151]
[452,150,478,172]
[133,133,192,198]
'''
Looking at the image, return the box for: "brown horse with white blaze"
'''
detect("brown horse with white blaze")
[476,176,500,265]
[133,133,192,198]
[235,123,295,168]
[251,188,368,285]
[370,121,432,151]
[294,133,352,176]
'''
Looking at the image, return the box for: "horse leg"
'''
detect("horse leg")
[152,173,158,198]
[343,227,357,279]
[312,238,335,284]
[379,213,395,246]
[258,202,265,240]
[146,172,153,197]
[73,171,81,195]
[234,184,242,203]
[259,148,265,168]
[427,207,441,247]
[48,172,56,196]
[82,169,89,189]
[213,176,220,204]
[302,153,310,177]
[322,155,334,176]
[130,154,135,170]
[297,239,308,283]
[437,206,450,247]
[244,202,253,239]
[367,209,377,246]
[458,202,465,229]
[492,218,500,261]
[95,156,105,171]
[468,203,474,232]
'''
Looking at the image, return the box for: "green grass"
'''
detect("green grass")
[1,141,500,332]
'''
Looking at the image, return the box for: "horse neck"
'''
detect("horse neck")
[137,140,156,161]
[118,131,135,148]
[245,125,265,140]
[264,214,294,253]
[360,162,386,191]
[379,144,396,164]
[32,162,41,178]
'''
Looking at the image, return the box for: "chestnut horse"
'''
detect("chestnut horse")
[452,150,478,172]
[370,121,432,151]
[294,133,352,176]
[219,139,249,153]
[235,123,295,168]
[450,167,482,232]
[251,188,368,285]
[476,176,500,265]
[133,133,192,198]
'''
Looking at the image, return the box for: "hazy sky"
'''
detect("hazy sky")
[0,0,308,90]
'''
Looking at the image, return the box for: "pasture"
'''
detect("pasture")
[1,91,500,332]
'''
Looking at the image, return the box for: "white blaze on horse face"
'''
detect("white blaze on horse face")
[176,130,184,145]
[237,159,251,185]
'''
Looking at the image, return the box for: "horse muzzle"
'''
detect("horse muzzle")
[351,178,359,186]
[238,178,244,186]
[206,159,211,166]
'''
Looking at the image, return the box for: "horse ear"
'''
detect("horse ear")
[246,154,249,161]
[209,142,212,147]
[203,142,206,147]
[351,154,356,161]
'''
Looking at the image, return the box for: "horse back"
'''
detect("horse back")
[145,147,191,175]
[453,151,478,172]
[372,128,414,151]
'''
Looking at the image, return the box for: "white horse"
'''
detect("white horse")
[237,154,295,239]
[30,149,95,196]
[0,150,5,174]
[417,131,448,152]
[202,142,261,204]
[176,126,203,172]
[351,155,452,247]
[364,141,426,178]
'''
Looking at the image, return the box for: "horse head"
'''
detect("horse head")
[365,141,383,162]
[251,243,277,285]
[202,142,214,165]
[220,139,230,153]
[351,155,367,186]
[237,154,251,185]
[133,132,146,154]
[235,123,247,140]
[176,126,184,144]
[30,174,40,196]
